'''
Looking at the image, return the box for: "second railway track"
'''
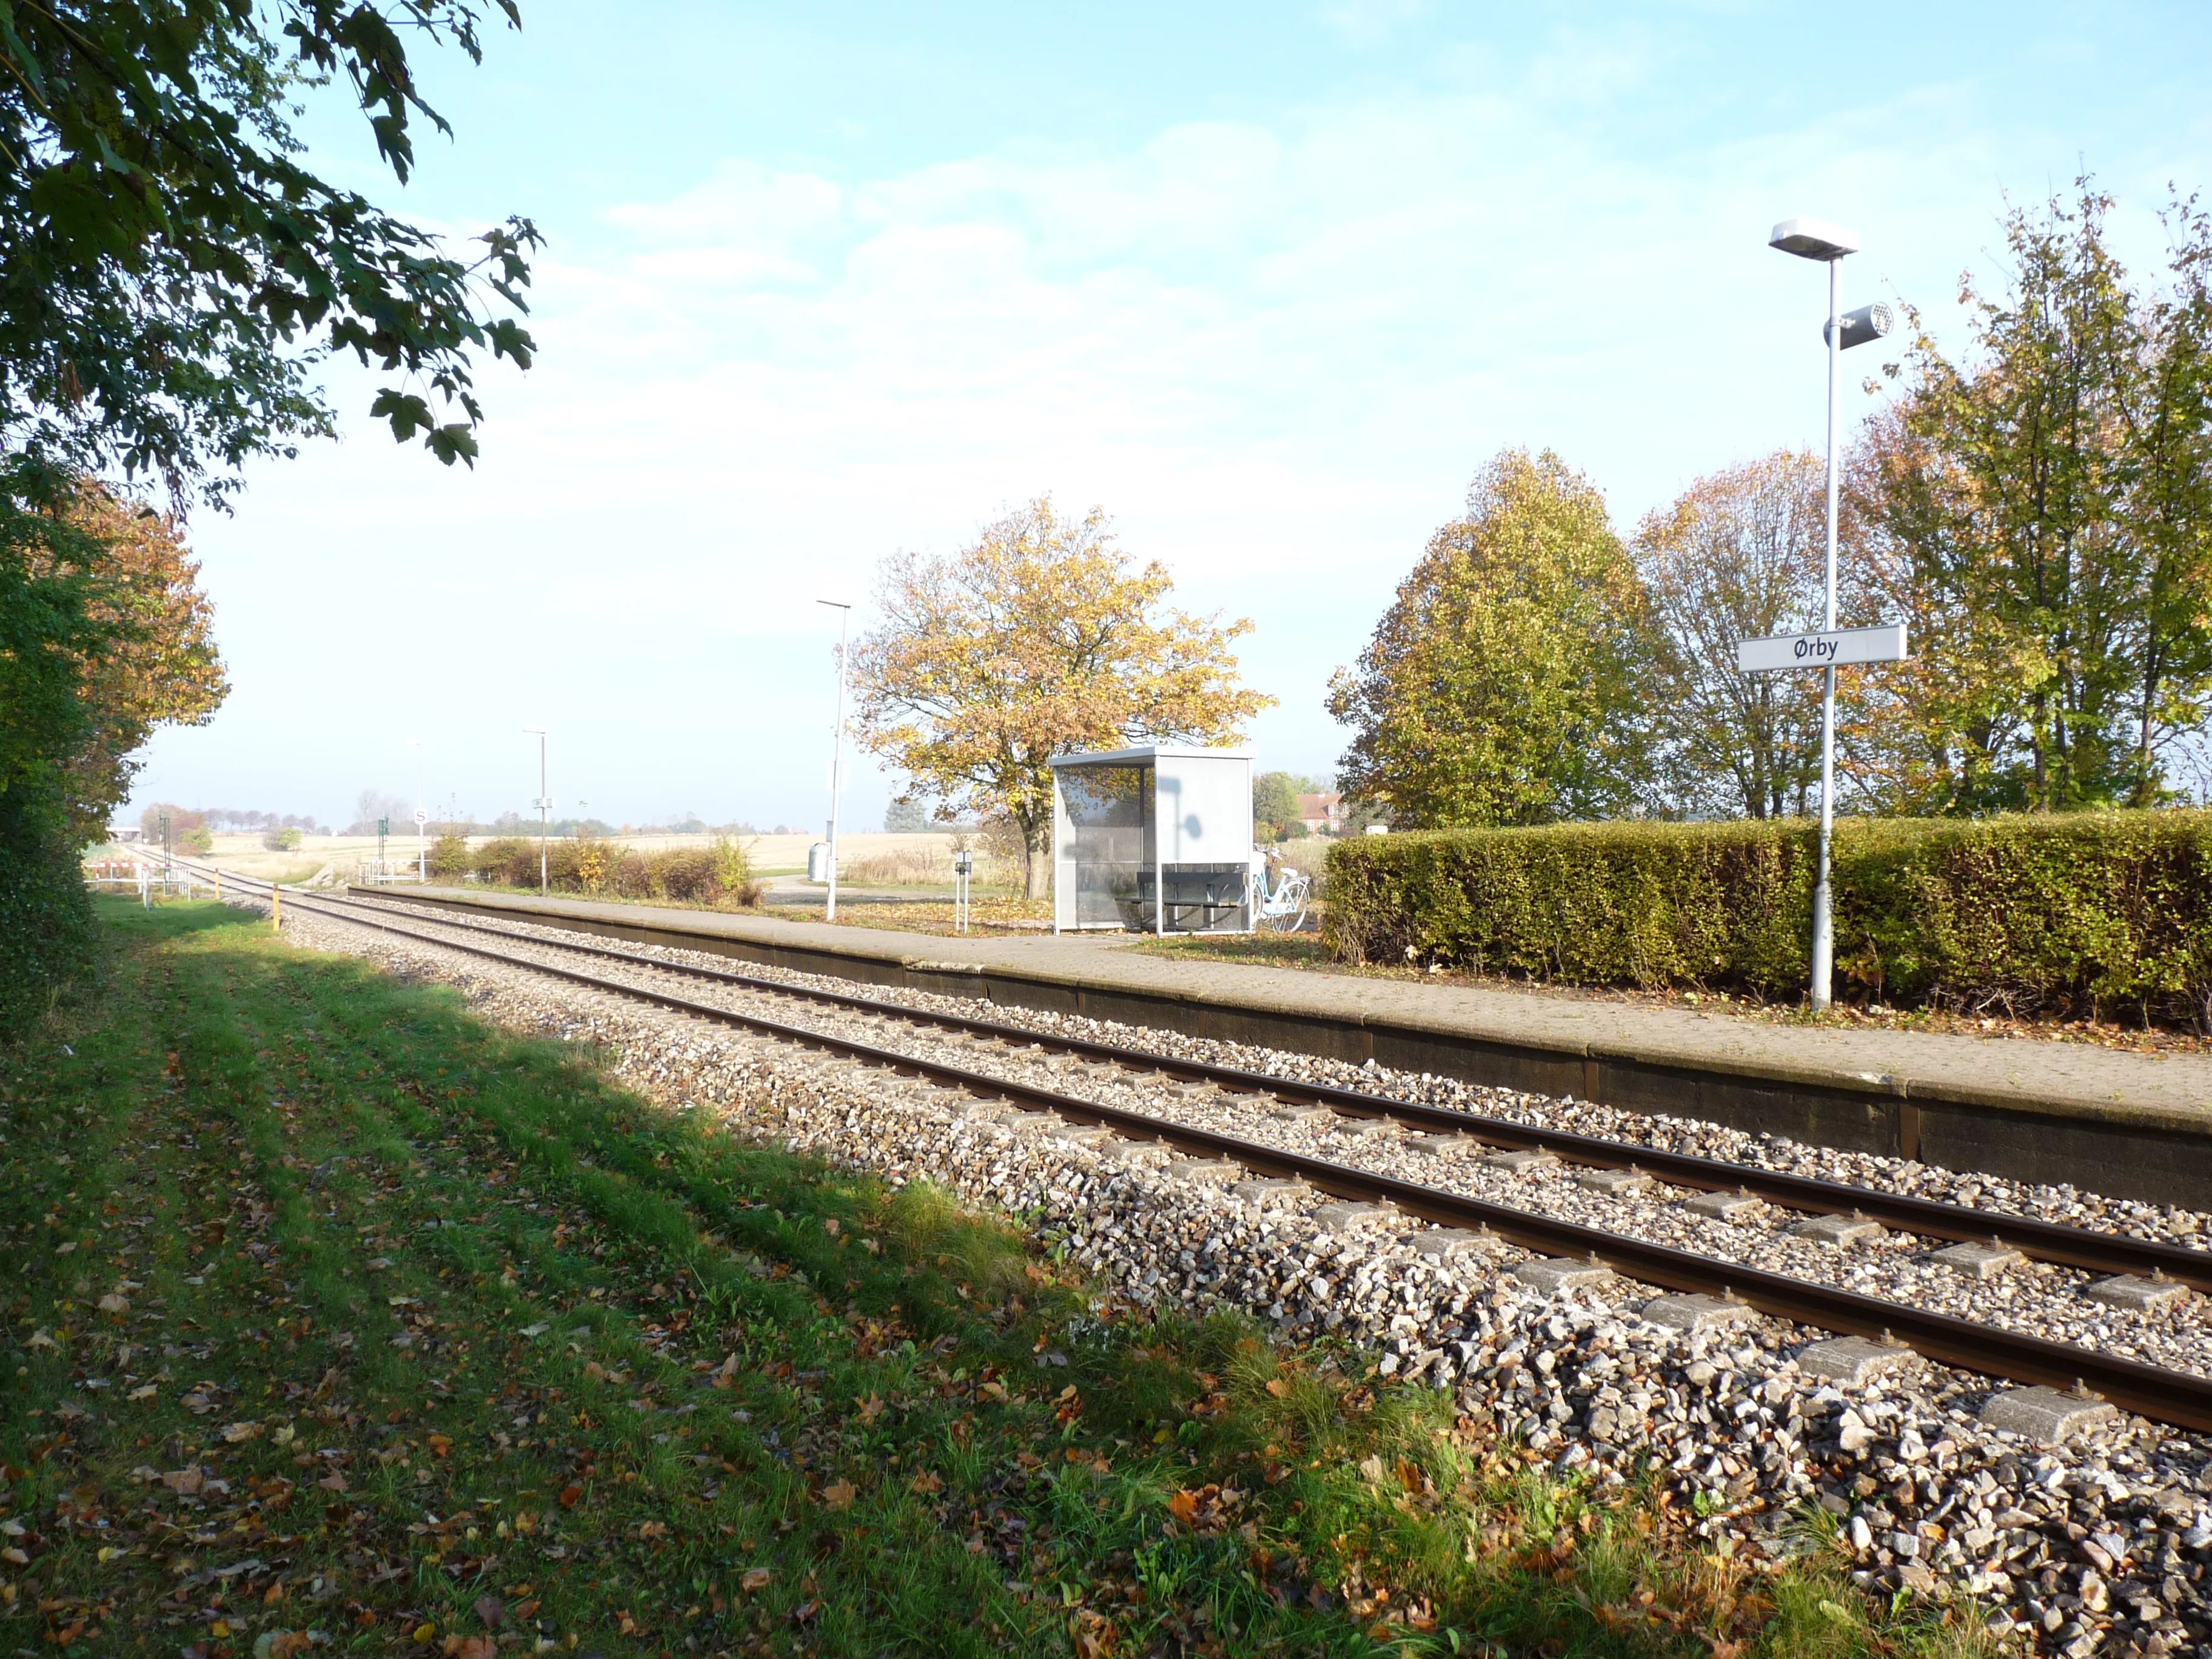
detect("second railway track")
[187,865,2212,1436]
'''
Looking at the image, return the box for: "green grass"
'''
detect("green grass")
[0,902,1991,1658]
[1130,933,1338,968]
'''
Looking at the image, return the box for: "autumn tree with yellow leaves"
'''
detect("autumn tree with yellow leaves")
[851,498,1273,898]
[2,475,226,1031]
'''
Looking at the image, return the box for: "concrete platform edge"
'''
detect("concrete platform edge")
[340,885,2212,1208]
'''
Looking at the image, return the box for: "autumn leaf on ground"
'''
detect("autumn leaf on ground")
[909,1470,943,1495]
[823,1480,857,1510]
[711,1352,739,1388]
[1166,1490,1200,1526]
[856,1392,885,1423]
[740,1568,771,1593]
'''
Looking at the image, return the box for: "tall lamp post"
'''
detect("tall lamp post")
[523,726,550,896]
[406,737,426,882]
[1767,216,1891,1010]
[817,600,853,922]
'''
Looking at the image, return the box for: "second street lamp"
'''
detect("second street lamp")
[817,599,853,923]
[523,726,550,896]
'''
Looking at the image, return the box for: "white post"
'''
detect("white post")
[537,731,549,896]
[820,602,852,923]
[1811,257,1841,1011]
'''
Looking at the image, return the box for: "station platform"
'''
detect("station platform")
[346,885,2212,1208]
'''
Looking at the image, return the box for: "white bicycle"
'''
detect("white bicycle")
[1250,859,1313,933]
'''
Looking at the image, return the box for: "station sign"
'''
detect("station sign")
[1737,622,1909,674]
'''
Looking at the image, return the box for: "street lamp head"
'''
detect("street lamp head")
[1769,216,1860,262]
[1823,301,1894,350]
[523,725,546,734]
[816,598,853,612]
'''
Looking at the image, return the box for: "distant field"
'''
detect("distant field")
[147,831,976,884]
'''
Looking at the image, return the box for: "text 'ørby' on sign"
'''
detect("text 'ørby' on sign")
[1737,622,1909,674]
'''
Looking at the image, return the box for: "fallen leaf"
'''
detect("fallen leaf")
[856,1393,885,1423]
[127,1385,158,1401]
[55,1241,76,1255]
[1264,1378,1288,1397]
[740,1567,772,1593]
[518,1321,549,1338]
[316,1472,348,1494]
[615,1613,638,1637]
[427,1433,451,1458]
[366,1258,393,1271]
[181,1392,215,1415]
[161,1467,205,1495]
[909,1470,943,1495]
[710,1352,740,1389]
[1166,1490,1200,1526]
[221,1421,263,1443]
[583,1361,608,1383]
[97,1293,129,1313]
[473,1594,504,1629]
[558,1483,584,1509]
[823,1479,857,1510]
[25,1330,57,1350]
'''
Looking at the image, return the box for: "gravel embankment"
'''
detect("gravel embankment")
[276,900,2212,1659]
[333,897,2212,1379]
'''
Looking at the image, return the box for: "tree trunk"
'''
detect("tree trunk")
[1019,811,1050,900]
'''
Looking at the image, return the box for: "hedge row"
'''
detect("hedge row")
[0,783,94,1039]
[1322,811,2212,1024]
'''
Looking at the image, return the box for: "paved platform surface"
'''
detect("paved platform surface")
[358,886,2212,1137]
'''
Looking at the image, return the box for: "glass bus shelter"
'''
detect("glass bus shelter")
[1050,745,1254,934]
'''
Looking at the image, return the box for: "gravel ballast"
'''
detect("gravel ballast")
[269,898,2212,1659]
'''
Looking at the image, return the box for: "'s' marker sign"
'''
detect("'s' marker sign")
[1737,622,1909,674]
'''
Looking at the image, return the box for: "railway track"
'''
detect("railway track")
[192,865,2212,1435]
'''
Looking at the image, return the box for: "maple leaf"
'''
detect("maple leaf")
[1165,1490,1200,1526]
[822,1480,857,1510]
[856,1393,885,1423]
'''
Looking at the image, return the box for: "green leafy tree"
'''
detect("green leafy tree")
[1252,770,1305,840]
[0,0,538,502]
[1860,181,2212,812]
[1328,449,1656,828]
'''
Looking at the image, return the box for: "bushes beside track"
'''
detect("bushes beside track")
[468,836,751,906]
[1322,810,2212,1024]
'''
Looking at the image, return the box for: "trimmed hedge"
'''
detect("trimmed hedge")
[1322,811,2212,1024]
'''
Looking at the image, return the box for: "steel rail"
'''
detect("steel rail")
[323,881,2212,1294]
[225,874,2212,1433]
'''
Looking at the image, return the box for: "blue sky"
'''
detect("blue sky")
[126,1,2212,831]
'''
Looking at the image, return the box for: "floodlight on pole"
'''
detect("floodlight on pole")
[817,600,853,923]
[1767,215,1889,1014]
[406,737,425,883]
[523,726,549,897]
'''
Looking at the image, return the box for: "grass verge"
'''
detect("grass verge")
[1,900,1986,1658]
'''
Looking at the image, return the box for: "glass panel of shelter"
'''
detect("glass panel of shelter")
[1061,763,1152,930]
